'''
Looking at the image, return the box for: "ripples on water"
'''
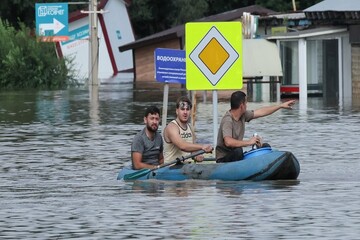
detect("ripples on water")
[1,82,360,239]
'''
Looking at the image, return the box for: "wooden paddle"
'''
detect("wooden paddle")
[123,150,206,180]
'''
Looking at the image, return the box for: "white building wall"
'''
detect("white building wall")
[57,0,134,82]
[103,0,134,72]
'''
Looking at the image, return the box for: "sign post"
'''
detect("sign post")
[154,48,186,133]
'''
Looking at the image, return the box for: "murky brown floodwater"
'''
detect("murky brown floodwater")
[1,77,360,239]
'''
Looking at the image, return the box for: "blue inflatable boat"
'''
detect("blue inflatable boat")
[117,147,300,181]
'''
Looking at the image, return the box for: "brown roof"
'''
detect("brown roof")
[119,5,276,52]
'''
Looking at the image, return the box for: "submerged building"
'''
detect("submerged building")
[119,0,360,108]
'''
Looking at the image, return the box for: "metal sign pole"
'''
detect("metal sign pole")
[213,90,218,149]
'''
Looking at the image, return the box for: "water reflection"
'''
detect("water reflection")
[121,179,301,197]
[212,180,299,196]
[89,85,100,125]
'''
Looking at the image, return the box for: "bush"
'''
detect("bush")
[0,19,77,89]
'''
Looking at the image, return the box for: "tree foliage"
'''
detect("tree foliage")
[0,20,76,89]
[129,0,322,38]
[0,0,323,89]
[255,0,322,12]
[0,0,323,38]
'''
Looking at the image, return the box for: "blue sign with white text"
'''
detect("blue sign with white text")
[35,3,68,37]
[61,25,89,45]
[155,48,186,84]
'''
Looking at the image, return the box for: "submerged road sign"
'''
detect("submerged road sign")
[186,22,242,90]
[35,3,69,41]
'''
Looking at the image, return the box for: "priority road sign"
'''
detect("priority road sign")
[185,22,242,90]
[35,3,69,41]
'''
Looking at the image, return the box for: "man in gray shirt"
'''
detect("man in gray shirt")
[216,91,295,163]
[131,106,164,170]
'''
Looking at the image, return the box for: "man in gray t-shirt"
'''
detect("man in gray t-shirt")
[216,91,296,163]
[131,106,164,170]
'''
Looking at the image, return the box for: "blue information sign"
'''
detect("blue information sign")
[35,3,68,38]
[155,48,186,84]
[61,25,89,46]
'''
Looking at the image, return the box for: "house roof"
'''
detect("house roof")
[119,5,276,52]
[266,26,347,40]
[304,0,360,12]
[304,0,360,24]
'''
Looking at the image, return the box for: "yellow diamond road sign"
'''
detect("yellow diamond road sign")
[186,22,242,90]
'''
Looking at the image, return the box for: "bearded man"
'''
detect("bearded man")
[131,106,164,170]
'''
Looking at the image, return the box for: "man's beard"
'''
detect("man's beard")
[146,124,158,132]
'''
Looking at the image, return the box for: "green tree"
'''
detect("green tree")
[0,0,324,37]
[0,0,35,28]
[171,0,208,26]
[0,20,76,89]
[297,0,323,10]
[255,0,323,12]
[129,0,323,39]
[129,0,248,38]
[207,0,256,15]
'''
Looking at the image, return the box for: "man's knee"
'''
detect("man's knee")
[261,143,271,148]
[233,148,244,160]
[216,148,243,163]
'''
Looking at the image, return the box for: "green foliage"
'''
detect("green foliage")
[254,0,323,12]
[255,0,292,12]
[0,0,326,40]
[207,0,256,15]
[129,0,322,38]
[129,0,209,38]
[170,0,208,26]
[0,19,76,89]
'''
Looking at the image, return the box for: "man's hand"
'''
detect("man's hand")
[281,100,296,109]
[202,144,213,153]
[193,155,204,162]
[250,136,261,147]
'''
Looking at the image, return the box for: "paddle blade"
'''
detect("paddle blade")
[123,168,151,181]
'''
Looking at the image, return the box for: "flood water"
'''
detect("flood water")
[1,78,360,239]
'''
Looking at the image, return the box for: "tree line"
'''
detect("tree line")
[2,0,322,38]
[0,0,321,89]
[129,0,321,38]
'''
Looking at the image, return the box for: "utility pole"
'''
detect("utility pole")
[89,0,99,86]
[292,0,297,11]
[80,1,108,86]
[81,0,100,86]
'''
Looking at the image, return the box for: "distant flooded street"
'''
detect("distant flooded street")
[1,77,360,239]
